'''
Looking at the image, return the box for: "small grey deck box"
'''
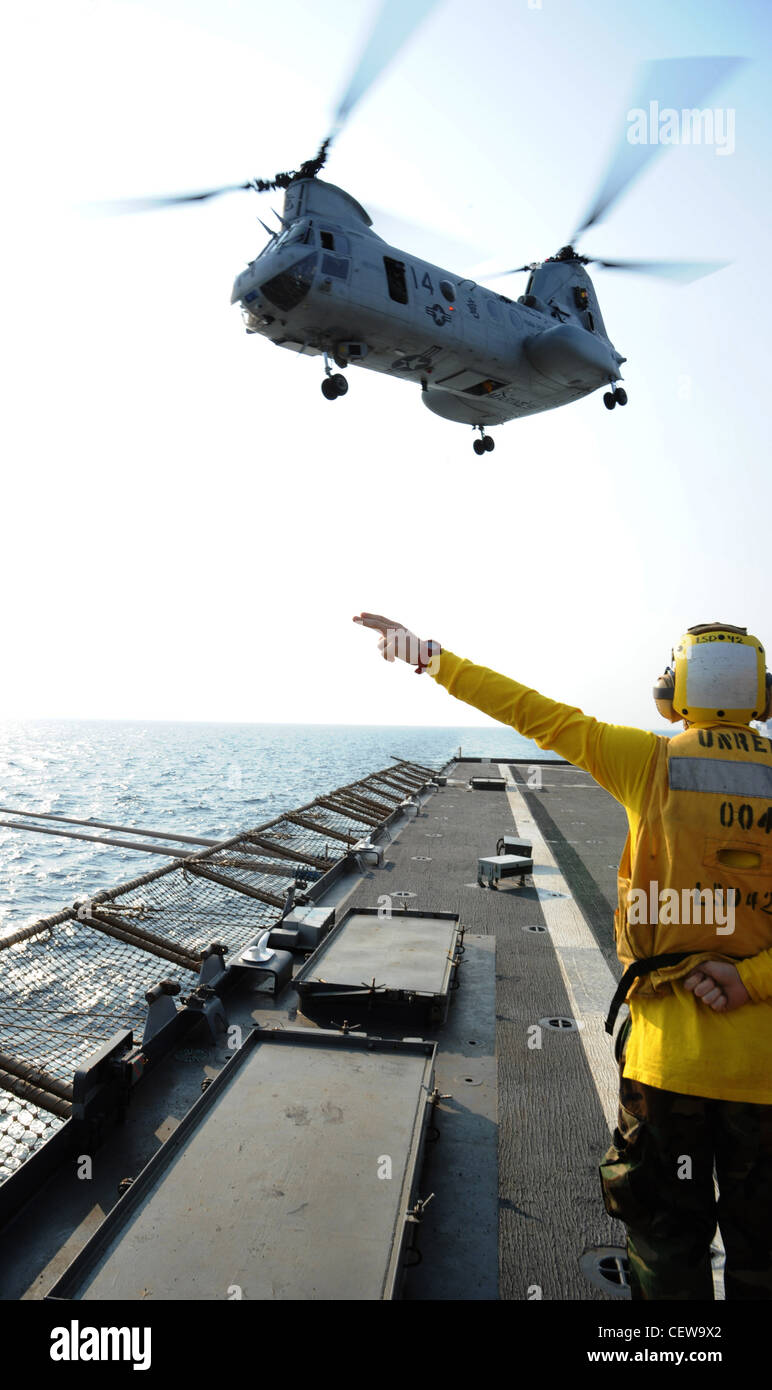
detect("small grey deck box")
[278,903,335,950]
[496,836,533,858]
[477,854,533,889]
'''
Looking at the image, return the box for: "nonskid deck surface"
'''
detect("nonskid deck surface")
[1,757,638,1301]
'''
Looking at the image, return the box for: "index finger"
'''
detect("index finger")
[352,613,398,633]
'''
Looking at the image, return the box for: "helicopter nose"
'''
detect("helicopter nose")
[231,269,251,305]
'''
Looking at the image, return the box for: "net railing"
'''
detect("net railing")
[0,758,441,1184]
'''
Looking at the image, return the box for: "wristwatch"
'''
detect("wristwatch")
[415,639,442,674]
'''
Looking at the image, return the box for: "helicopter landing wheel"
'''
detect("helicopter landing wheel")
[473,425,493,455]
[614,386,628,406]
[331,373,348,397]
[603,391,616,410]
[321,378,338,400]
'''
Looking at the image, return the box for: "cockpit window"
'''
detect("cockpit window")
[287,220,311,245]
[273,221,311,251]
[256,219,311,261]
[260,251,317,311]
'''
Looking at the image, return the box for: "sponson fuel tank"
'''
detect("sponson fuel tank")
[525,322,625,388]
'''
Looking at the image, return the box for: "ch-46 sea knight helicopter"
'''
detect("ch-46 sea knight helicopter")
[105,2,740,454]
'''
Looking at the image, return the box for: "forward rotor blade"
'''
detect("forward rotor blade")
[88,183,255,214]
[572,55,745,240]
[478,263,537,279]
[368,204,484,267]
[587,256,729,283]
[88,0,441,216]
[331,0,441,137]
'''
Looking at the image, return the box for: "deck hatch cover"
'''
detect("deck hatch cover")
[293,908,461,1020]
[47,1028,436,1302]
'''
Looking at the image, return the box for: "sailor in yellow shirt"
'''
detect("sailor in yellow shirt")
[353,613,772,1301]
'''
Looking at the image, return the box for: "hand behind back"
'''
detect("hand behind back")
[682,959,752,1012]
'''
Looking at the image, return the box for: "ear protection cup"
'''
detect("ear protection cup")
[652,665,680,722]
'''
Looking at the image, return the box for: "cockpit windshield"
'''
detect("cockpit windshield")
[275,220,312,251]
[255,219,312,260]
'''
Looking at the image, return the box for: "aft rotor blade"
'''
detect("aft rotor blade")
[588,256,729,283]
[331,0,441,136]
[572,55,745,239]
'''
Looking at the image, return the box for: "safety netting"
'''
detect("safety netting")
[0,759,440,1184]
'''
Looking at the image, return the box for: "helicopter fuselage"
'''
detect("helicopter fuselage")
[231,179,626,429]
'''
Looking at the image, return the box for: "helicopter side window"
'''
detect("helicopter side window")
[320,229,349,255]
[384,256,409,304]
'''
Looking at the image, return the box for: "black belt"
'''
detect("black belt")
[605,953,697,1035]
[605,951,748,1035]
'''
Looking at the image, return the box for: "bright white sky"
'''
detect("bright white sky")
[1,0,770,727]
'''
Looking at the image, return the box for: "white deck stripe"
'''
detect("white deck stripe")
[498,765,622,1132]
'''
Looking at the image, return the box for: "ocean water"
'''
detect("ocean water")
[0,720,555,935]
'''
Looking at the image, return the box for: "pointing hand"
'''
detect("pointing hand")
[352,613,441,673]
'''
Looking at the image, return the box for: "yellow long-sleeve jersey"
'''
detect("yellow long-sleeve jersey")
[433,650,772,1103]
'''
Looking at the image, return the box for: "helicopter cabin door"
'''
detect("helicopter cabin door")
[379,254,467,379]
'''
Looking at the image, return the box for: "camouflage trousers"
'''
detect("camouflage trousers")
[599,1019,772,1300]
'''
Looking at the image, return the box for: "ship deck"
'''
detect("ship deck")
[2,755,645,1309]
